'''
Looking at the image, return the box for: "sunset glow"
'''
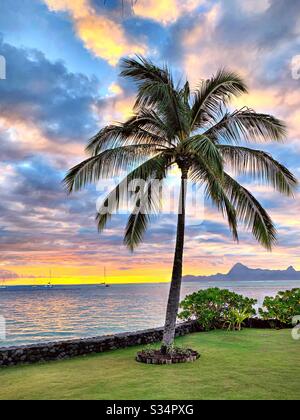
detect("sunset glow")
[1,0,300,285]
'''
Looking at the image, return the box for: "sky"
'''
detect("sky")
[0,0,300,284]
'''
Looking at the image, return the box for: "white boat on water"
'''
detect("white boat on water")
[96,267,110,287]
[0,279,7,289]
[45,270,54,289]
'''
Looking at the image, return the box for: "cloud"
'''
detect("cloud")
[134,0,204,25]
[0,269,19,279]
[238,0,271,14]
[215,0,300,48]
[0,41,99,134]
[231,88,282,111]
[93,83,135,124]
[0,38,103,165]
[108,82,123,95]
[163,0,300,88]
[45,0,91,19]
[44,0,146,65]
[1,0,300,277]
[291,55,300,80]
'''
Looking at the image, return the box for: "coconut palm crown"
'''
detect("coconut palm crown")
[64,56,297,351]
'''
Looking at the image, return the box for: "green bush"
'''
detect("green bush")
[225,308,252,331]
[258,288,300,325]
[179,288,257,331]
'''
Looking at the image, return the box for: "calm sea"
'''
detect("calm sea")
[0,280,299,347]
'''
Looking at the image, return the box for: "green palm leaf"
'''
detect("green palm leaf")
[120,56,189,138]
[96,153,174,236]
[124,177,162,251]
[64,144,162,192]
[223,173,277,250]
[189,159,238,241]
[86,122,167,156]
[191,69,248,129]
[205,108,286,144]
[218,145,297,195]
[184,134,224,176]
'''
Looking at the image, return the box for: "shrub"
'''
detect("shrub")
[258,288,300,325]
[179,287,257,331]
[225,308,253,331]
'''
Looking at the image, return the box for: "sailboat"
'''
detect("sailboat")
[97,267,110,287]
[45,270,54,289]
[0,278,7,289]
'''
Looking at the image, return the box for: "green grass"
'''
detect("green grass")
[0,329,299,400]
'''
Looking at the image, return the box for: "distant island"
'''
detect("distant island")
[183,263,300,282]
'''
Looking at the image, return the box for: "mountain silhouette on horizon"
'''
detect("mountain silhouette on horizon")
[183,263,300,282]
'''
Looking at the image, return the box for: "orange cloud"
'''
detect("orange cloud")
[134,0,204,25]
[0,115,83,159]
[108,82,123,96]
[44,0,146,65]
[177,4,274,89]
[45,0,90,18]
[286,109,300,140]
[231,88,282,111]
[93,93,135,125]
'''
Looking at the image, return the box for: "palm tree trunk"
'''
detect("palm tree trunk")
[161,167,188,352]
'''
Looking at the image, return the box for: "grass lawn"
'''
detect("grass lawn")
[0,329,299,400]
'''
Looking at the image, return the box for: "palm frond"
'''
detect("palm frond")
[205,108,286,144]
[191,69,248,129]
[223,172,277,250]
[218,145,298,196]
[96,153,174,234]
[124,109,177,146]
[189,159,238,241]
[63,144,162,193]
[86,119,169,156]
[120,56,189,138]
[184,135,224,176]
[180,80,191,106]
[135,80,188,137]
[124,177,162,251]
[120,55,172,86]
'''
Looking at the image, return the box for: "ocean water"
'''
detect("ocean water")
[0,280,299,347]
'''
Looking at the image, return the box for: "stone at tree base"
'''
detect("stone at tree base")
[135,348,200,365]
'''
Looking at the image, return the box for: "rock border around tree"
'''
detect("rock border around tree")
[136,348,200,365]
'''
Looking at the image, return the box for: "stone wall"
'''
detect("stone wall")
[0,319,289,367]
[0,321,201,367]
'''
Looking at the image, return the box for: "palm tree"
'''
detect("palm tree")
[64,56,297,353]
